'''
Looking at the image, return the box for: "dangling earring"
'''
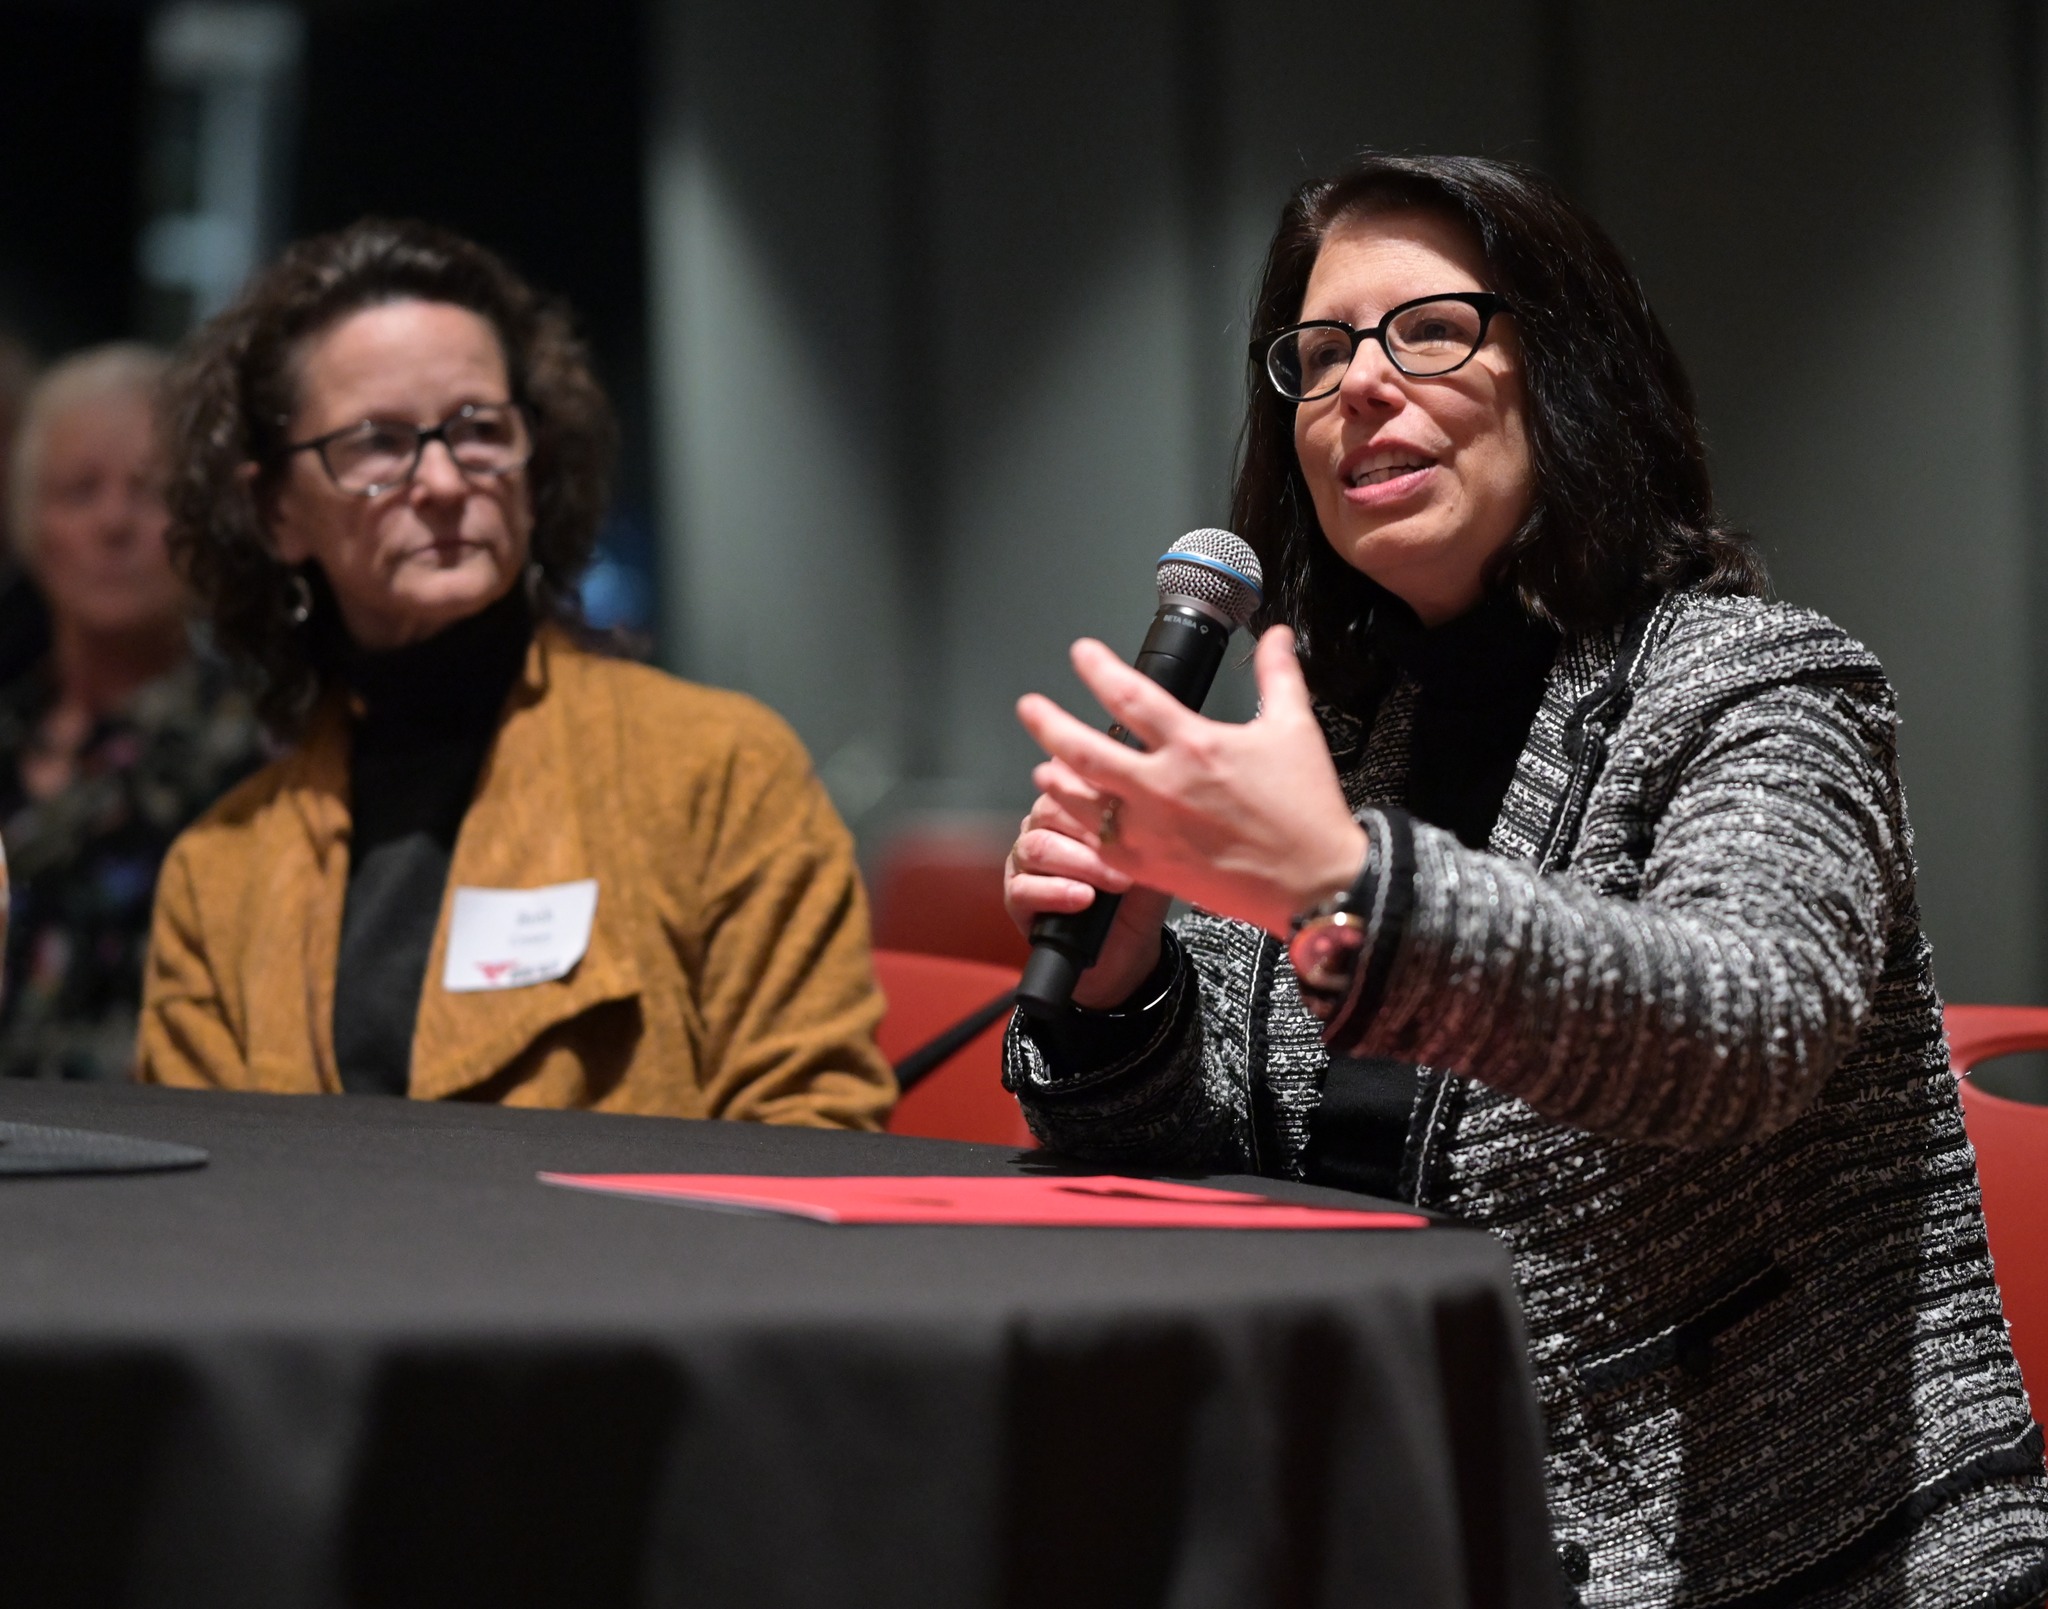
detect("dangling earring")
[286,570,313,626]
[523,560,545,613]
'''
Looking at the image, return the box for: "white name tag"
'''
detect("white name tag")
[442,879,600,993]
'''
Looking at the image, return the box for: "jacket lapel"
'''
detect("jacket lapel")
[1330,681,1417,813]
[406,631,643,1101]
[1520,601,1676,872]
[258,698,353,1093]
[1490,621,1624,867]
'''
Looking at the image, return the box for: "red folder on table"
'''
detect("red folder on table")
[538,1173,1427,1229]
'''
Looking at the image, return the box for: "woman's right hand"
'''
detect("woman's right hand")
[1004,793,1172,1011]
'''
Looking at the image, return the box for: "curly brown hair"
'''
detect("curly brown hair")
[160,217,617,732]
[1234,153,1764,712]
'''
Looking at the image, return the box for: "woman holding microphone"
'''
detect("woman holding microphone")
[1004,153,2048,1605]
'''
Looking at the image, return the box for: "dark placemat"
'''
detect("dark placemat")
[0,1119,207,1176]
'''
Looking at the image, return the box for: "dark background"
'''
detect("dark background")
[0,0,656,632]
[0,5,149,352]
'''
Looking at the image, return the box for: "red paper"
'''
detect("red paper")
[537,1172,1427,1230]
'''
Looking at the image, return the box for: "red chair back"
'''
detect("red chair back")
[870,826,1029,968]
[1947,1004,2048,1422]
[876,949,1035,1148]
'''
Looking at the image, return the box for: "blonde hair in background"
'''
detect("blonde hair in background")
[8,343,171,568]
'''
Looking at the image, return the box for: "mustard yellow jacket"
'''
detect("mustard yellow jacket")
[137,628,895,1127]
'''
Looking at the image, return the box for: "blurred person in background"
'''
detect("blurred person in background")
[140,219,893,1125]
[0,328,52,687]
[0,344,263,1079]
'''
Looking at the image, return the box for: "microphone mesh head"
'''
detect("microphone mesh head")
[1157,528,1263,630]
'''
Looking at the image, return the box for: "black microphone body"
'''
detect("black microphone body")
[1127,601,1235,708]
[1015,569,1251,1017]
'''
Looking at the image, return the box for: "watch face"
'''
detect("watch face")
[1289,910,1365,1006]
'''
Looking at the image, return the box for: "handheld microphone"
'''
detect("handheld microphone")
[1015,529,1264,1018]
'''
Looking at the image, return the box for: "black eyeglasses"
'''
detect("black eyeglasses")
[282,402,534,497]
[1254,292,1510,402]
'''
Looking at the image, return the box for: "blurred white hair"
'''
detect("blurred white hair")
[9,342,171,566]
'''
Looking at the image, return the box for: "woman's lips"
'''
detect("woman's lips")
[1339,462,1436,508]
[412,537,491,564]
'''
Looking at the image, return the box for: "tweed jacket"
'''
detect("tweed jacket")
[138,627,895,1128]
[1007,591,2048,1607]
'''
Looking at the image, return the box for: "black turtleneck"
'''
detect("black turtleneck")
[1300,588,1558,1202]
[330,586,534,1096]
[1374,586,1560,850]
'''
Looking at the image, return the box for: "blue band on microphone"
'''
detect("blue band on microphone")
[1155,551,1264,602]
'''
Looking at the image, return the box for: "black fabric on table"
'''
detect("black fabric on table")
[330,587,532,1097]
[0,1080,1562,1609]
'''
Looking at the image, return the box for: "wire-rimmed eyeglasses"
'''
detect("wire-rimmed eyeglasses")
[1254,292,1510,402]
[281,401,534,497]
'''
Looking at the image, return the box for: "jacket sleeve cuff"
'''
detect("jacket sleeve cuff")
[1003,927,1194,1100]
[1321,806,1417,1055]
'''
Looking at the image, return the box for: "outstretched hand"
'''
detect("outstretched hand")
[1012,625,1367,942]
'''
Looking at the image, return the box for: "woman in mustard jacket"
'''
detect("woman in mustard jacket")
[139,219,892,1126]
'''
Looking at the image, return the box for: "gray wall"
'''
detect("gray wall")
[1574,1,2042,1003]
[647,0,2047,1005]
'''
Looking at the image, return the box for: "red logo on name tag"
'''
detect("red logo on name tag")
[476,961,515,982]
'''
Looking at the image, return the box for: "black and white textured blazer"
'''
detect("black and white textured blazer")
[1006,589,2048,1608]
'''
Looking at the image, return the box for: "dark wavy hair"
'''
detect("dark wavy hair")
[161,217,616,732]
[1233,152,1764,710]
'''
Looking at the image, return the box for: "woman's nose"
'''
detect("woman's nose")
[93,489,144,545]
[99,482,167,544]
[1337,340,1405,410]
[412,437,468,496]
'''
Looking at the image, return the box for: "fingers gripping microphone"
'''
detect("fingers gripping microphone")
[1015,529,1264,1018]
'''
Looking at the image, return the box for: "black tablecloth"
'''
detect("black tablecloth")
[0,1081,1560,1609]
